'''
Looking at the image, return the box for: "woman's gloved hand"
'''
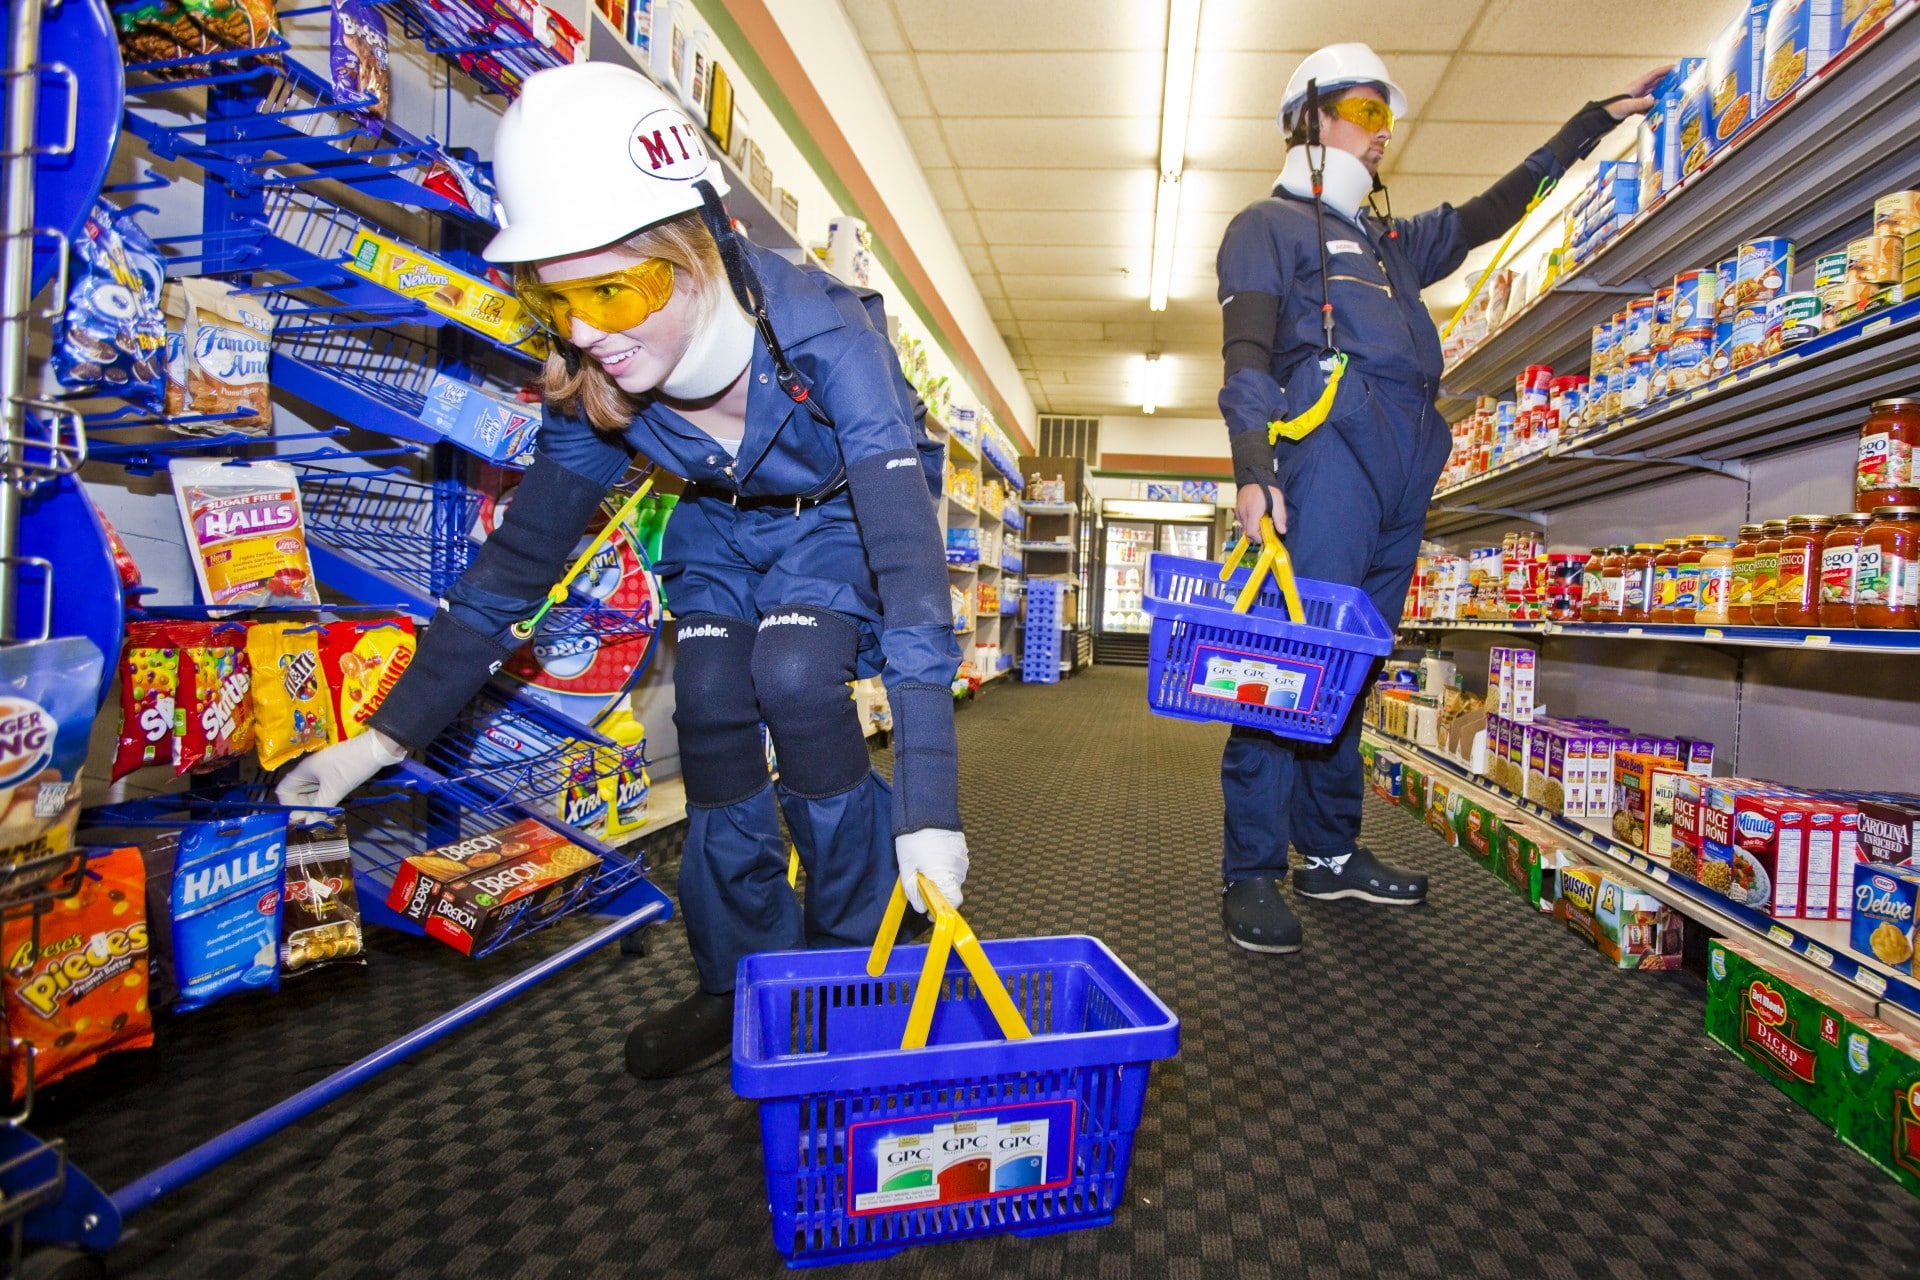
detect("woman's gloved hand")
[275,730,408,822]
[896,828,969,912]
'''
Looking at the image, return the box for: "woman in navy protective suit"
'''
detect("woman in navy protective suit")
[278,63,970,1079]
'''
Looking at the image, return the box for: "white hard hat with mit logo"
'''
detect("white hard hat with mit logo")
[482,63,731,264]
[1279,43,1409,130]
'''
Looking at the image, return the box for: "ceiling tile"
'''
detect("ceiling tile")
[1009,298,1138,322]
[1018,320,1108,341]
[1201,0,1484,52]
[1389,122,1565,176]
[892,0,1167,51]
[943,208,985,246]
[920,166,967,208]
[938,115,1159,170]
[999,273,1144,303]
[974,209,1150,247]
[1421,55,1672,124]
[1026,337,1127,357]
[1185,116,1285,173]
[991,243,1141,277]
[1469,0,1732,57]
[839,0,908,54]
[1189,51,1453,125]
[898,117,955,168]
[913,51,1167,118]
[959,242,996,274]
[983,296,1015,322]
[960,167,1156,213]
[1179,169,1279,215]
[866,52,934,118]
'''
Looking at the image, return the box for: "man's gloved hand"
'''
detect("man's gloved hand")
[896,828,969,913]
[275,730,408,822]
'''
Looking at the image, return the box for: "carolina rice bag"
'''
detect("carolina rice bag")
[0,637,107,873]
[170,458,320,611]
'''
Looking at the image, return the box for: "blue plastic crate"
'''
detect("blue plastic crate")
[1142,551,1393,743]
[733,935,1179,1268]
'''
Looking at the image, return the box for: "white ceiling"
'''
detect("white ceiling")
[840,0,1735,420]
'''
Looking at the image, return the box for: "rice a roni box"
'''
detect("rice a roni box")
[1834,1015,1920,1197]
[1705,937,1876,1126]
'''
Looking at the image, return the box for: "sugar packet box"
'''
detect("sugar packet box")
[1707,937,1874,1127]
[1834,1014,1920,1198]
[1851,864,1920,975]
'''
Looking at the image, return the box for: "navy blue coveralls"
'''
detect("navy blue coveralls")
[1216,110,1617,882]
[372,243,960,994]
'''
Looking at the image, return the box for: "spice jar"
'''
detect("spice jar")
[1650,538,1686,622]
[1751,520,1789,625]
[1856,398,1920,511]
[1579,546,1607,621]
[1728,523,1763,625]
[1694,538,1735,625]
[1858,506,1920,628]
[1621,543,1660,623]
[1775,515,1837,627]
[1597,544,1629,620]
[1818,513,1875,628]
[1677,535,1727,624]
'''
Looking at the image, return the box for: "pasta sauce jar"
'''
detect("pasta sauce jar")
[1621,543,1659,623]
[1750,520,1789,624]
[1857,398,1920,510]
[1579,546,1608,621]
[1858,506,1920,628]
[1598,545,1629,620]
[1775,515,1836,627]
[1650,538,1686,622]
[1728,523,1763,624]
[1817,513,1874,628]
[1694,539,1735,625]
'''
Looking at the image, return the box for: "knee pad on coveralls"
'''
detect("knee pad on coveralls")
[752,605,870,799]
[671,613,767,807]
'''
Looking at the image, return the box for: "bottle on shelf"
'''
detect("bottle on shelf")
[1775,514,1837,628]
[1621,542,1659,623]
[1650,537,1685,623]
[1856,398,1920,511]
[1598,544,1629,621]
[1751,519,1789,625]
[1858,506,1920,629]
[1692,537,1734,626]
[1728,524,1763,625]
[1819,512,1875,628]
[1579,546,1607,621]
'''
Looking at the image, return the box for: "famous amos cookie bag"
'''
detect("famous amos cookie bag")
[170,458,321,611]
[248,622,336,770]
[317,618,414,741]
[2,845,155,1101]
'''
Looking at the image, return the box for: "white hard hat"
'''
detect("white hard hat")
[482,63,731,264]
[1278,43,1409,131]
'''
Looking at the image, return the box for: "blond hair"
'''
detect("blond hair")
[517,211,730,433]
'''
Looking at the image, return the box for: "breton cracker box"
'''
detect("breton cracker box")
[1610,753,1687,859]
[1706,937,1873,1126]
[387,817,601,957]
[1589,876,1684,970]
[1850,864,1920,976]
[1834,1015,1920,1198]
[1456,798,1503,871]
[1731,791,1812,918]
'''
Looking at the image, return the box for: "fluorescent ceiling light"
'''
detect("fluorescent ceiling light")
[1141,352,1162,415]
[1148,0,1202,312]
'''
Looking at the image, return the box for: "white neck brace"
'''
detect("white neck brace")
[1276,144,1375,223]
[660,292,756,401]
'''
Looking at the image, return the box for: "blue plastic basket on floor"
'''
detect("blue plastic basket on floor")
[732,878,1179,1268]
[1142,521,1393,743]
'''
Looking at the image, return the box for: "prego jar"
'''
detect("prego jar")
[1818,513,1874,628]
[1621,543,1660,623]
[1728,523,1763,625]
[1650,538,1686,622]
[1694,538,1735,625]
[1857,398,1920,511]
[1751,520,1789,625]
[1775,515,1836,627]
[1858,506,1920,628]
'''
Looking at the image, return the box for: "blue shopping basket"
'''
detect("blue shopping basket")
[1142,517,1394,743]
[732,876,1180,1268]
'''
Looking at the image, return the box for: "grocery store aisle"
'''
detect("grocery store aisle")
[65,668,1920,1279]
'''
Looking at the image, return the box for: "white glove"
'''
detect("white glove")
[896,828,969,913]
[275,730,407,822]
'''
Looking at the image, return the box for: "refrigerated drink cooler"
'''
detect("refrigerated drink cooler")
[1094,499,1221,662]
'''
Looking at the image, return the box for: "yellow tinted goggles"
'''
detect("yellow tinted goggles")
[518,259,676,338]
[1327,96,1394,135]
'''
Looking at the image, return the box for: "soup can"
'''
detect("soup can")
[1849,234,1903,285]
[1777,291,1824,345]
[1671,269,1718,330]
[1621,296,1655,354]
[1622,351,1654,409]
[1729,302,1772,370]
[1652,285,1677,346]
[1650,343,1670,401]
[1667,328,1714,392]
[1735,237,1795,308]
[1814,250,1851,290]
[1714,257,1740,324]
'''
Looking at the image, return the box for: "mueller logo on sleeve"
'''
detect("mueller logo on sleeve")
[676,623,730,641]
[759,612,819,630]
[629,109,710,181]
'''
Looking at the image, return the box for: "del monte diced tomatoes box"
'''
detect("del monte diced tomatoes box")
[1834,1015,1920,1199]
[1706,938,1871,1127]
[1456,798,1502,870]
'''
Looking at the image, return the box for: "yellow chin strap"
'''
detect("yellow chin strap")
[1268,352,1347,443]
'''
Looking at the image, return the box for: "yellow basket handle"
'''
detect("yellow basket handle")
[1221,516,1305,621]
[865,874,1032,1051]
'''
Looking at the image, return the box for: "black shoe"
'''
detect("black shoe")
[1221,877,1303,954]
[1292,846,1428,905]
[625,989,735,1080]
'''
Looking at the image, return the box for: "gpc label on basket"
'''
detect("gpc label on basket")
[1187,644,1325,710]
[846,1100,1076,1215]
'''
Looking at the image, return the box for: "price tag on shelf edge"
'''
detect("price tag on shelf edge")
[1768,925,1795,946]
[1857,969,1889,997]
[1804,945,1833,969]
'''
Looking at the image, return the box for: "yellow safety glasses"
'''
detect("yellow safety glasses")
[517,258,676,338]
[1326,96,1394,135]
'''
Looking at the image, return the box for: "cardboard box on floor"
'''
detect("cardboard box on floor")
[1401,761,1428,818]
[1705,936,1878,1126]
[1498,820,1587,913]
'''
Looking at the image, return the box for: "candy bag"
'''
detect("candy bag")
[0,637,107,872]
[97,505,143,590]
[143,814,286,1012]
[181,277,274,433]
[169,622,254,774]
[248,623,335,770]
[3,845,156,1101]
[53,202,167,410]
[112,621,181,781]
[170,458,320,611]
[280,830,365,976]
[317,618,414,741]
[115,0,284,77]
[330,0,390,134]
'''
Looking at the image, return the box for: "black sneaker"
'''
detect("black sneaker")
[1293,846,1428,904]
[1221,877,1303,953]
[625,989,735,1079]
